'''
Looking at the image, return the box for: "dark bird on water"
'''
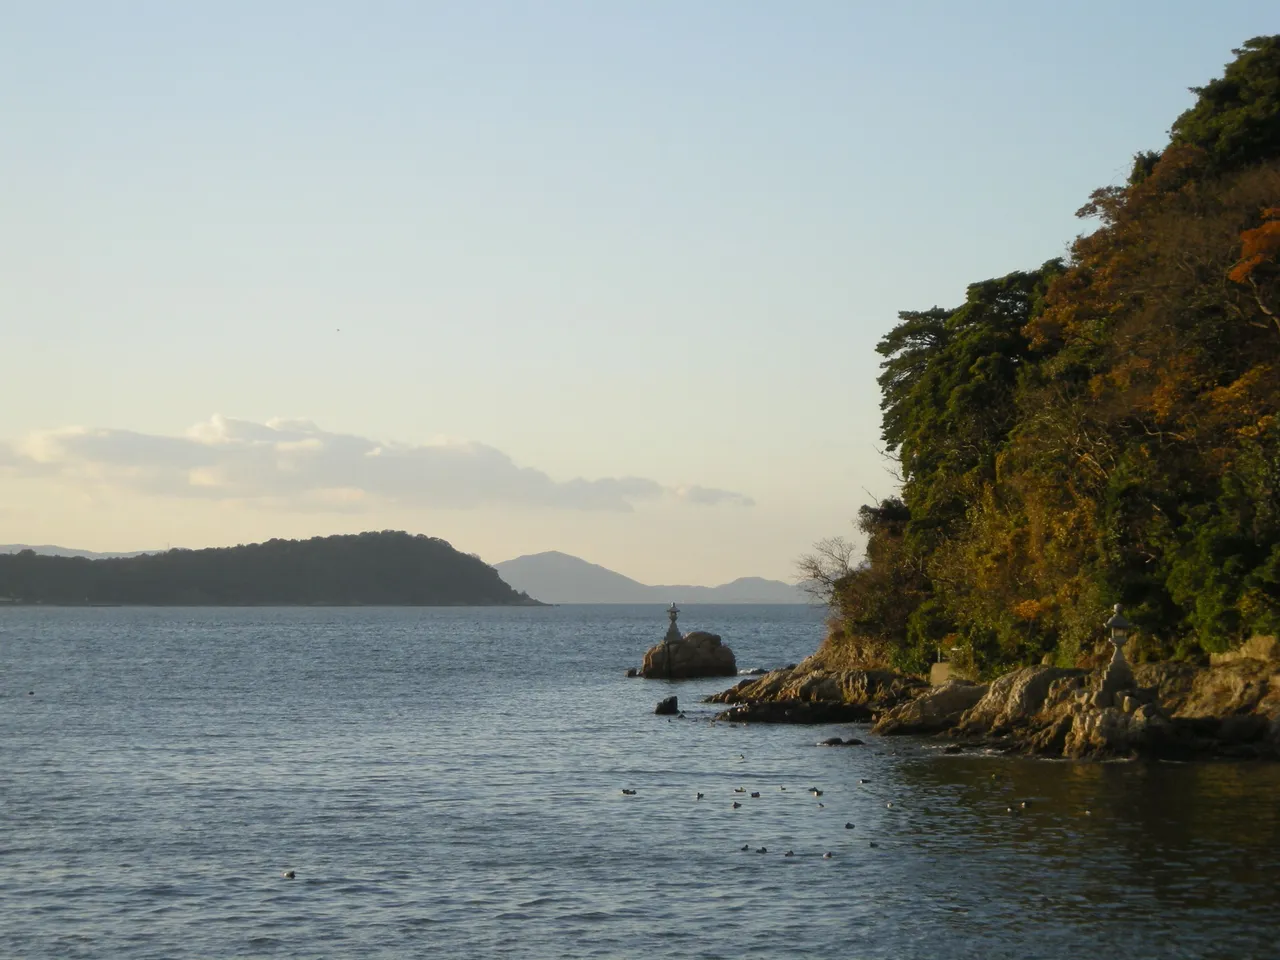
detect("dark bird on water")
[735,787,746,793]
[756,847,767,854]
[282,870,295,880]
[783,850,794,857]
[750,792,760,798]
[732,801,742,808]
[845,822,854,829]
[741,844,750,851]
[621,789,637,795]
[696,792,704,800]
[823,852,833,859]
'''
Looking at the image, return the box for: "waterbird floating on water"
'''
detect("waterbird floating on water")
[696,792,704,800]
[750,792,760,798]
[621,789,637,795]
[756,847,767,854]
[282,870,295,880]
[732,801,742,808]
[823,852,833,859]
[784,850,794,857]
[735,787,745,793]
[845,822,854,829]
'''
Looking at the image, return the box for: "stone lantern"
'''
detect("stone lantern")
[1096,603,1135,706]
[663,602,682,645]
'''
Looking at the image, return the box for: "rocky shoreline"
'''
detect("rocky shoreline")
[704,646,1280,761]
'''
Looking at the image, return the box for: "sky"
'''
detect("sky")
[1,2,1276,584]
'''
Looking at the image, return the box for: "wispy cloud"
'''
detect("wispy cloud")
[2,416,754,512]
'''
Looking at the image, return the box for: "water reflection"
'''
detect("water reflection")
[886,753,1280,955]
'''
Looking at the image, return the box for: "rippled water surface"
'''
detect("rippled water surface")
[3,605,1279,959]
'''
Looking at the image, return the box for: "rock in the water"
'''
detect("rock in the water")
[873,680,989,735]
[655,696,678,715]
[641,631,737,680]
[706,659,925,715]
[716,700,877,724]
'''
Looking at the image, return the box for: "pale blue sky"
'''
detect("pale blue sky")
[1,2,1275,583]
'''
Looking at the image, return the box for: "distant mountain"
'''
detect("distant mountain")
[493,551,807,604]
[0,544,155,560]
[0,532,540,606]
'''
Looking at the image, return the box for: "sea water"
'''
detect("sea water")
[2,605,1278,959]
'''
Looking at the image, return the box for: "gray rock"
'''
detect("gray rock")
[641,631,737,680]
[873,680,989,735]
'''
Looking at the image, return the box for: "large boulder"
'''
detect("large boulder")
[873,680,989,735]
[641,631,737,679]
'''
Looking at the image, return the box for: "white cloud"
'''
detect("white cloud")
[1,416,754,513]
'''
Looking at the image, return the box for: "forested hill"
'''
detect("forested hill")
[0,532,541,606]
[811,37,1280,676]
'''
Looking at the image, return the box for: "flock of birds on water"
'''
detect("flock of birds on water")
[613,751,908,861]
[611,757,1052,864]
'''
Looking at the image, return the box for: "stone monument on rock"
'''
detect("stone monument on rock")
[639,602,737,680]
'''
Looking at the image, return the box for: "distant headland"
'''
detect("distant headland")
[0,532,542,607]
[493,551,807,604]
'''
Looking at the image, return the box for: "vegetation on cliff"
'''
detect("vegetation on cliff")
[806,38,1280,675]
[0,531,540,606]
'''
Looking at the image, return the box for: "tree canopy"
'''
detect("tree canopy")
[812,38,1280,675]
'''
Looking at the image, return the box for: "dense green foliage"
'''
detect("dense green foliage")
[0,532,540,606]
[818,39,1280,675]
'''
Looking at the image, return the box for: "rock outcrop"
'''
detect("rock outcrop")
[641,631,737,679]
[705,658,925,723]
[872,680,989,735]
[700,639,1280,760]
[941,658,1280,759]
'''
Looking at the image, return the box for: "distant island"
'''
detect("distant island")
[0,532,541,606]
[493,551,807,604]
[0,544,156,560]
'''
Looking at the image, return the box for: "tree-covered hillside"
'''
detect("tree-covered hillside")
[0,531,540,606]
[811,37,1280,675]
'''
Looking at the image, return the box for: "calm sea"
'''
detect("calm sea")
[2,605,1278,959]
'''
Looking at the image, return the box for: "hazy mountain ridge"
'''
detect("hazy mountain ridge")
[494,551,808,604]
[1,544,156,560]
